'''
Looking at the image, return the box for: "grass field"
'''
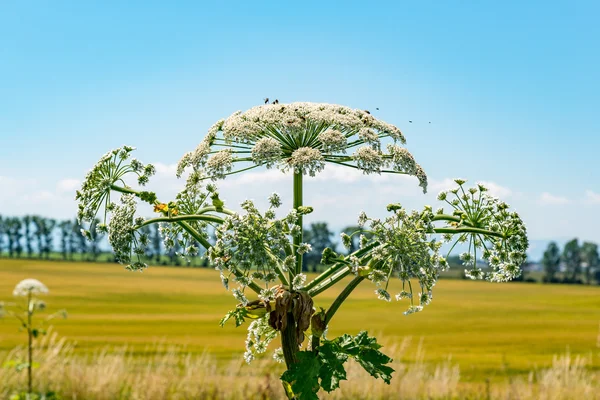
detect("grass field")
[1,258,599,384]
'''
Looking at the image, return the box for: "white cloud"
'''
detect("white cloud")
[56,178,81,193]
[0,176,76,218]
[478,181,512,198]
[584,190,600,205]
[538,192,570,205]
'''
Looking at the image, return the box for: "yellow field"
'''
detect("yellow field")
[1,258,599,383]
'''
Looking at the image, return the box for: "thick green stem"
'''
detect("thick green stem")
[309,268,353,297]
[280,174,304,376]
[281,313,299,368]
[293,172,303,275]
[325,276,364,324]
[304,241,380,292]
[137,214,226,227]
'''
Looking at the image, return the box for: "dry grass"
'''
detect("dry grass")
[1,333,598,400]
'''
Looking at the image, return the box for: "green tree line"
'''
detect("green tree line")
[3,214,598,285]
[541,239,600,284]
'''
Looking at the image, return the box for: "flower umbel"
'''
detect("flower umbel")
[177,102,428,192]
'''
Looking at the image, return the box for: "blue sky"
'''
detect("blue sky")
[1,1,599,259]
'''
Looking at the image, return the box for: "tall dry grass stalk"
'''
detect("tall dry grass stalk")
[1,333,598,400]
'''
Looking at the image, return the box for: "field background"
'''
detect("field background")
[1,258,599,383]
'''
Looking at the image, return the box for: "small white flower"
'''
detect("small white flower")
[292,273,307,290]
[318,128,347,152]
[287,147,325,176]
[297,243,312,255]
[273,348,285,363]
[375,288,391,302]
[252,137,282,167]
[353,146,384,174]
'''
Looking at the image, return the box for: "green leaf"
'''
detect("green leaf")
[281,351,320,400]
[219,308,247,327]
[32,328,39,338]
[347,331,394,384]
[317,341,348,392]
[329,331,394,384]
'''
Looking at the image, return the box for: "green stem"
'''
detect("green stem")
[324,276,365,324]
[431,214,462,223]
[293,172,303,275]
[309,268,352,297]
[110,184,137,196]
[281,312,299,368]
[304,241,380,292]
[137,214,226,228]
[433,227,504,239]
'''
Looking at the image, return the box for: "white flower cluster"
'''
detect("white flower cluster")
[243,316,278,364]
[76,146,156,225]
[437,180,528,282]
[357,204,447,315]
[251,137,282,167]
[107,194,149,271]
[13,279,49,297]
[285,147,325,176]
[318,128,347,152]
[221,102,405,143]
[176,102,428,192]
[209,195,299,300]
[176,120,224,178]
[205,149,233,180]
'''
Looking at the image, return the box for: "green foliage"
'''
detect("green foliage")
[281,351,321,400]
[562,239,582,282]
[542,242,561,282]
[581,242,599,284]
[281,331,393,399]
[219,307,247,327]
[9,391,61,400]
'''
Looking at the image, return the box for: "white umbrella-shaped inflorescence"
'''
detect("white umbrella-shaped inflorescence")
[176,102,428,192]
[345,180,528,314]
[13,279,49,297]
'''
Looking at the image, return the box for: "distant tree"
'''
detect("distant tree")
[6,218,23,258]
[67,219,78,260]
[581,242,599,285]
[303,222,336,271]
[22,215,35,258]
[150,224,162,263]
[32,216,45,258]
[542,242,561,282]
[562,239,582,282]
[58,220,73,260]
[42,218,56,259]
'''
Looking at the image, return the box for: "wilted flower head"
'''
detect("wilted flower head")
[176,102,428,192]
[13,279,49,297]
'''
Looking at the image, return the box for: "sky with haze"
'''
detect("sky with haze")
[1,1,599,260]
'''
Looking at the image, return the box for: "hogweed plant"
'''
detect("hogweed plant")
[0,279,67,397]
[76,102,528,399]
